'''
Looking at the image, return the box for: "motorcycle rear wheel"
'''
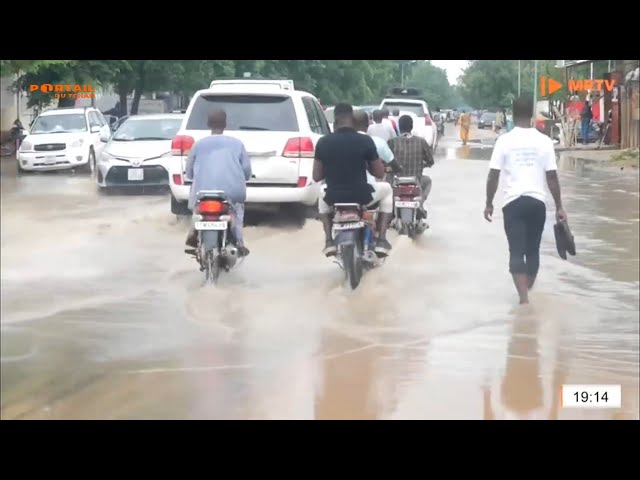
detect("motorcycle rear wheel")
[204,251,221,284]
[343,243,363,290]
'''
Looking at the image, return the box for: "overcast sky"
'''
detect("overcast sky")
[430,60,469,85]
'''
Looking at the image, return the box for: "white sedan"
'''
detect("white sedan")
[96,113,183,191]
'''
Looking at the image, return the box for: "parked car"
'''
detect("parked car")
[380,88,437,151]
[96,113,183,191]
[110,115,129,132]
[16,106,110,174]
[168,79,327,216]
[478,111,497,129]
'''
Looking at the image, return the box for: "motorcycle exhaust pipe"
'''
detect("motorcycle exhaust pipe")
[363,250,377,263]
[417,219,429,232]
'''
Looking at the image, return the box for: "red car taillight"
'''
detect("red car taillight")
[424,115,433,126]
[172,174,183,185]
[282,137,314,158]
[297,176,308,188]
[171,135,194,156]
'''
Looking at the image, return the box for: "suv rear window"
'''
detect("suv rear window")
[382,102,425,117]
[186,94,299,131]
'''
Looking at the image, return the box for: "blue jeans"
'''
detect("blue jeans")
[581,121,590,144]
[230,203,245,244]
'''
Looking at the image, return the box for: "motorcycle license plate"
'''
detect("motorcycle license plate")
[44,156,57,165]
[128,168,144,181]
[195,221,228,231]
[395,201,420,208]
[333,221,364,230]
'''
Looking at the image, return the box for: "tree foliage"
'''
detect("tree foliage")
[404,61,454,109]
[9,60,454,111]
[458,60,563,109]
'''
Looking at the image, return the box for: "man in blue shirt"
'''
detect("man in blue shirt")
[184,109,252,257]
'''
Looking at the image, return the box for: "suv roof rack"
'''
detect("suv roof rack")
[209,78,295,91]
[385,86,424,100]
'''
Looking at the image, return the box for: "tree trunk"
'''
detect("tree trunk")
[131,89,143,115]
[118,91,128,117]
[130,62,146,115]
[57,96,76,108]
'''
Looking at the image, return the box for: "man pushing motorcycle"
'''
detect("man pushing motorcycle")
[184,109,252,257]
[313,103,394,257]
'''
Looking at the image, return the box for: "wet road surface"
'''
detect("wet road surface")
[1,128,638,420]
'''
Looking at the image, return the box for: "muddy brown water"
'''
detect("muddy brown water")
[1,134,638,419]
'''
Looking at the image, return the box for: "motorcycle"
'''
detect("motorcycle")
[1,120,28,157]
[192,190,241,284]
[391,176,429,239]
[331,202,383,289]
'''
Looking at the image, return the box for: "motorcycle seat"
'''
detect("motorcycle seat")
[197,190,227,201]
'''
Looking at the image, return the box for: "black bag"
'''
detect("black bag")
[554,221,576,260]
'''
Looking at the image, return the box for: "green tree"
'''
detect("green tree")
[405,61,453,109]
[458,60,563,109]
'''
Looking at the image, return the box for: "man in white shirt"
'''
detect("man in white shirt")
[353,110,400,184]
[484,95,568,305]
[367,109,397,142]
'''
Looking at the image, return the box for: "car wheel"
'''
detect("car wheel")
[80,148,96,175]
[171,195,190,216]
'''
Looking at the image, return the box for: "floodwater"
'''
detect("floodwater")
[1,130,638,420]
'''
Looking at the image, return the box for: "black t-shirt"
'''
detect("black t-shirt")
[315,127,377,205]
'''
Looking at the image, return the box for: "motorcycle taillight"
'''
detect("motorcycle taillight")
[395,185,420,196]
[198,199,228,214]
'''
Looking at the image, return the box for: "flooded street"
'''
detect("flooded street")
[1,128,638,420]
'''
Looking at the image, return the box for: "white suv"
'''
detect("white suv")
[380,92,438,151]
[17,107,111,173]
[168,80,329,215]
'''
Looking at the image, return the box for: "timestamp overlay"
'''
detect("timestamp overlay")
[561,385,622,409]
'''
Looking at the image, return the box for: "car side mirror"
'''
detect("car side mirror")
[91,126,101,133]
[100,131,110,142]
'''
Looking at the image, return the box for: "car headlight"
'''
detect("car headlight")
[20,140,32,151]
[70,139,84,148]
[160,151,173,158]
[101,151,115,161]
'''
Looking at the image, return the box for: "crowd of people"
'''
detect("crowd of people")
[183,95,567,305]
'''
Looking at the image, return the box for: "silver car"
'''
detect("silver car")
[96,113,183,191]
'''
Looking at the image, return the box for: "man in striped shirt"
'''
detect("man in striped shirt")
[387,115,434,219]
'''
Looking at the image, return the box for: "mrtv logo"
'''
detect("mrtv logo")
[539,76,616,96]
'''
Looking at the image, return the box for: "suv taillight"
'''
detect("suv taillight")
[425,115,433,126]
[171,135,194,156]
[282,137,314,158]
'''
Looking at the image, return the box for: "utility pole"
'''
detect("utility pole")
[518,60,521,96]
[533,60,538,122]
[401,63,405,87]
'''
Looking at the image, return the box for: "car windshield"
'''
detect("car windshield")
[481,112,497,121]
[112,118,182,141]
[382,102,425,117]
[186,94,299,131]
[30,114,87,134]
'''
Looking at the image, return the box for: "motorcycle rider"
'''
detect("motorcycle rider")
[314,103,394,257]
[354,110,402,178]
[387,115,434,220]
[184,109,252,257]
